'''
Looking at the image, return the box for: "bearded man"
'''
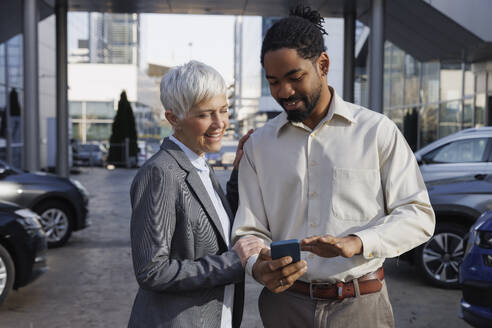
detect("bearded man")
[232,6,435,328]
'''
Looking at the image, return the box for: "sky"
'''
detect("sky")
[140,14,237,83]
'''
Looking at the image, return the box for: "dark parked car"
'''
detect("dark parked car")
[459,210,492,327]
[0,160,89,247]
[73,143,107,167]
[0,201,47,305]
[411,174,492,288]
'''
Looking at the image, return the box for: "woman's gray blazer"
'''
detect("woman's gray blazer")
[128,138,244,328]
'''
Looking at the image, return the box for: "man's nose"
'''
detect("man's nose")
[278,82,295,99]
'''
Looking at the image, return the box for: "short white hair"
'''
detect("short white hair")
[160,60,227,119]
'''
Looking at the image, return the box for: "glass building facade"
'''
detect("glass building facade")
[70,100,163,143]
[70,101,114,142]
[0,35,24,167]
[358,41,488,151]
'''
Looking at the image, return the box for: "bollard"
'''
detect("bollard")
[125,138,130,168]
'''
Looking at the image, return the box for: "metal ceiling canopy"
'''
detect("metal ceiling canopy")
[0,0,490,62]
[357,0,487,62]
[61,0,490,62]
[63,0,362,17]
[0,0,54,45]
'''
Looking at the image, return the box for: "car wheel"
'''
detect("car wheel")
[415,222,467,288]
[0,244,15,305]
[35,201,73,248]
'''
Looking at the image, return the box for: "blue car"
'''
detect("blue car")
[459,210,492,327]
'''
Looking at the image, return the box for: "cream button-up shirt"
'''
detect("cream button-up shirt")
[231,89,435,283]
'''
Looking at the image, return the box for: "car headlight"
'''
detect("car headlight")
[15,208,43,235]
[476,231,492,249]
[464,212,490,256]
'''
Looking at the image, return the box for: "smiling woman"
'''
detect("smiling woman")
[166,94,229,155]
[128,60,263,328]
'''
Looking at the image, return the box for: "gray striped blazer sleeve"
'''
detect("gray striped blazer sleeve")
[130,164,243,292]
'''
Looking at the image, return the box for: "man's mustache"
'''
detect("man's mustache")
[279,96,303,107]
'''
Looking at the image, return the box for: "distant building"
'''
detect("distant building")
[69,13,139,65]
[68,13,165,144]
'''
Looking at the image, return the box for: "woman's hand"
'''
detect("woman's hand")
[233,129,254,170]
[232,235,265,268]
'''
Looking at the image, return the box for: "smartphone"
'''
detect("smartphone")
[271,239,301,263]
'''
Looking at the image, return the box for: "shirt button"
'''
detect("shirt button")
[310,222,318,228]
[310,191,317,198]
[310,161,317,166]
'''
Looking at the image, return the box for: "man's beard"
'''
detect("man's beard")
[281,83,322,122]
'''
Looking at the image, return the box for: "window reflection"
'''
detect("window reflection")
[440,62,462,102]
[463,96,473,129]
[7,35,23,89]
[380,41,487,150]
[404,55,419,106]
[421,62,439,105]
[420,104,438,148]
[439,100,461,138]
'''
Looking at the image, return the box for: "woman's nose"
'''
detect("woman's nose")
[211,113,225,128]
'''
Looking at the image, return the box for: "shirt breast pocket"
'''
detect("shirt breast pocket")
[332,167,381,221]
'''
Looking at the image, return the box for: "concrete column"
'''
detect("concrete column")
[23,0,40,171]
[56,3,69,177]
[343,10,355,103]
[369,0,385,113]
[4,42,12,164]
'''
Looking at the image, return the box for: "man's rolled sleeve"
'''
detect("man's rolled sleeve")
[353,230,379,259]
[353,118,435,259]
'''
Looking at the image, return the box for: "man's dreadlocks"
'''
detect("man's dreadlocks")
[260,6,328,66]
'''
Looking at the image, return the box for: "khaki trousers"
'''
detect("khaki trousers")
[258,280,394,328]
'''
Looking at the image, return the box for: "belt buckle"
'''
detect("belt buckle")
[336,282,344,300]
[309,281,330,300]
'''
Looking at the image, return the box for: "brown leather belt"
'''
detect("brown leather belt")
[288,267,384,300]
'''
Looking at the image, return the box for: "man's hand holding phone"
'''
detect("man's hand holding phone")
[252,242,307,294]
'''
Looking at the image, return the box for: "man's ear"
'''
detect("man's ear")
[165,111,180,128]
[317,52,330,77]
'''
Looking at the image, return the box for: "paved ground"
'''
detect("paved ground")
[0,167,470,327]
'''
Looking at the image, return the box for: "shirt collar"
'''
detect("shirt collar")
[169,135,209,172]
[274,87,356,136]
